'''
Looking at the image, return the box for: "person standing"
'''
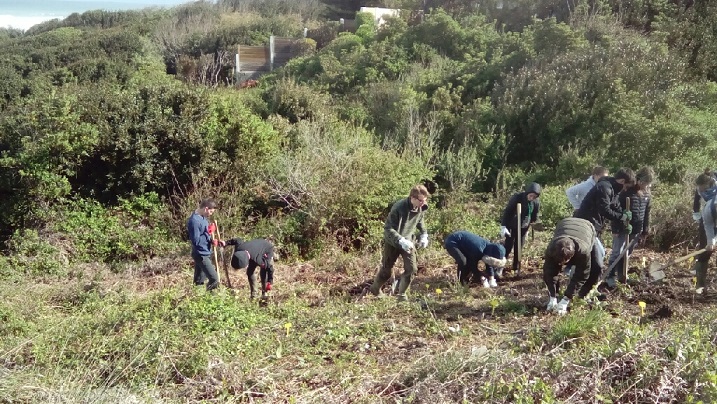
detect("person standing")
[187,198,220,291]
[689,169,717,294]
[605,167,654,287]
[566,166,609,212]
[224,237,276,299]
[574,167,636,283]
[444,231,507,287]
[500,182,542,272]
[368,184,430,301]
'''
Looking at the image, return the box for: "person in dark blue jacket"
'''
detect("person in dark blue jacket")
[444,231,507,287]
[187,198,220,291]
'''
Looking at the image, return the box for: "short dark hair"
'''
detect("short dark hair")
[695,168,716,188]
[592,166,608,177]
[199,198,217,209]
[551,237,575,262]
[614,168,636,185]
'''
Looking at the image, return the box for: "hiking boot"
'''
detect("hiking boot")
[396,294,408,302]
[495,267,504,278]
[605,276,617,289]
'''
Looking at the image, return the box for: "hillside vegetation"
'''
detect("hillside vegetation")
[1,0,717,402]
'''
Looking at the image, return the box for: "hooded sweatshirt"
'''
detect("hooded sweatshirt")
[501,182,542,230]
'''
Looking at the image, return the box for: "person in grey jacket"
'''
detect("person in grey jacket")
[566,166,608,211]
[691,169,717,294]
[368,184,430,301]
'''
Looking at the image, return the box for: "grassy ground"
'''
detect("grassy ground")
[2,233,717,403]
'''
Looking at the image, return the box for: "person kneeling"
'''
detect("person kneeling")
[223,238,275,299]
[543,218,603,315]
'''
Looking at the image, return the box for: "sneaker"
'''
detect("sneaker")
[696,287,705,295]
[605,276,617,289]
[495,267,504,278]
[482,278,490,288]
[396,294,408,302]
[489,277,498,288]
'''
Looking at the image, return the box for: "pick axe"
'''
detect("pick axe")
[214,220,233,289]
[516,203,522,278]
[646,248,707,283]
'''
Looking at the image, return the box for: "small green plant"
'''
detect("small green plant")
[548,309,609,346]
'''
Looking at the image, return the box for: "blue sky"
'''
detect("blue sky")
[0,0,200,30]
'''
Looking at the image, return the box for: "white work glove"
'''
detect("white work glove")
[398,237,414,252]
[555,297,570,315]
[418,233,429,249]
[546,297,558,312]
[500,226,511,238]
[693,212,702,222]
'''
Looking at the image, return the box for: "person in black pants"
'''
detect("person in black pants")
[500,182,542,272]
[444,231,507,287]
[222,238,276,299]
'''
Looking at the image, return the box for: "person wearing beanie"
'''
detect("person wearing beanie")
[500,182,542,272]
[690,169,717,294]
[222,237,276,299]
[368,184,430,301]
[444,231,507,287]
[543,217,601,315]
[605,166,654,287]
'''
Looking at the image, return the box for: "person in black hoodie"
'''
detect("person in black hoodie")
[605,167,653,287]
[500,182,542,272]
[221,238,276,299]
[574,167,636,292]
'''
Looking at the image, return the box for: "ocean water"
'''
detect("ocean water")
[0,0,195,30]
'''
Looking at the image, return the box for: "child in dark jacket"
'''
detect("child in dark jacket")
[223,238,276,299]
[500,182,542,272]
[605,167,654,286]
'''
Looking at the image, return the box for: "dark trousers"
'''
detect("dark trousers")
[445,243,479,284]
[246,264,269,298]
[543,243,602,299]
[697,219,714,262]
[370,243,417,296]
[192,251,219,291]
[504,227,529,270]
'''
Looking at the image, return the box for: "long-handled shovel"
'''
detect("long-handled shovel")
[647,248,707,282]
[516,203,522,278]
[622,198,631,282]
[212,222,221,285]
[214,220,233,289]
[599,236,641,283]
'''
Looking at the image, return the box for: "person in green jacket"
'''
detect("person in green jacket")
[368,184,430,301]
